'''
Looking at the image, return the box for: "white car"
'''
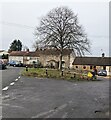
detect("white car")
[97,69,107,76]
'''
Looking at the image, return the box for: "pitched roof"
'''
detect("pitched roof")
[9,49,72,57]
[72,57,111,66]
[39,49,72,55]
[9,51,40,57]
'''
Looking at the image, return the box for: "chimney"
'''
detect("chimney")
[102,53,105,58]
[26,48,29,53]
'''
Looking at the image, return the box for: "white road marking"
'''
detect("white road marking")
[2,103,10,106]
[94,98,98,101]
[57,104,67,110]
[2,103,24,108]
[46,101,73,118]
[2,95,10,99]
[32,104,68,118]
[62,112,68,118]
[32,110,54,118]
[73,84,77,86]
[2,86,9,91]
[15,79,18,81]
[2,76,20,91]
[10,82,15,86]
[46,104,67,118]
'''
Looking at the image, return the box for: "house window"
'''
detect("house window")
[103,66,106,70]
[76,66,78,68]
[27,57,30,60]
[90,66,92,69]
[83,66,86,69]
[94,66,96,68]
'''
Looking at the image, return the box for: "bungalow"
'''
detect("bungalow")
[72,56,111,75]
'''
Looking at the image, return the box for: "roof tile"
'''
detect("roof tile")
[73,57,111,66]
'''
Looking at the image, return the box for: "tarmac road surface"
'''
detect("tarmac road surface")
[2,72,110,118]
[1,66,24,119]
[2,66,24,88]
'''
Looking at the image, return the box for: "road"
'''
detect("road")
[1,67,110,118]
[1,66,23,119]
[2,66,23,88]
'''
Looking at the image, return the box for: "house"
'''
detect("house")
[72,56,111,75]
[38,48,75,69]
[0,50,9,56]
[9,51,40,65]
[9,49,75,68]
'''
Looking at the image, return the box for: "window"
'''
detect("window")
[94,66,96,68]
[103,66,106,70]
[90,66,92,69]
[76,66,78,68]
[83,66,86,69]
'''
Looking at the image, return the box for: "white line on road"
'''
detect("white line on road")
[46,104,67,118]
[73,84,77,86]
[10,82,15,86]
[32,110,54,118]
[2,103,24,109]
[2,95,10,99]
[2,86,9,91]
[18,76,21,79]
[2,76,21,91]
[15,79,18,81]
[32,103,67,118]
[62,112,68,118]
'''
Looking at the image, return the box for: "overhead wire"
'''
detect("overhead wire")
[0,21,35,29]
[0,21,109,38]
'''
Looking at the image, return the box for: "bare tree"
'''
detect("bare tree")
[34,7,90,70]
[32,41,39,51]
[23,45,29,51]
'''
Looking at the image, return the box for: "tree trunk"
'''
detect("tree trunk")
[59,52,63,70]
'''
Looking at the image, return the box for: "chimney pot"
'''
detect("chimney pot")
[102,53,105,57]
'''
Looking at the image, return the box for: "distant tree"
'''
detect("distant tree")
[9,39,22,51]
[34,7,90,70]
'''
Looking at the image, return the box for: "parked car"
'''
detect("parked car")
[16,62,24,67]
[8,61,16,66]
[97,69,107,76]
[8,61,24,67]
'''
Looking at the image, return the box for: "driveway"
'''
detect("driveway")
[2,75,109,118]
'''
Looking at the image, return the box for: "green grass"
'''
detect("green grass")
[21,68,95,81]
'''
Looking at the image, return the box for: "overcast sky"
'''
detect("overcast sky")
[0,0,109,57]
